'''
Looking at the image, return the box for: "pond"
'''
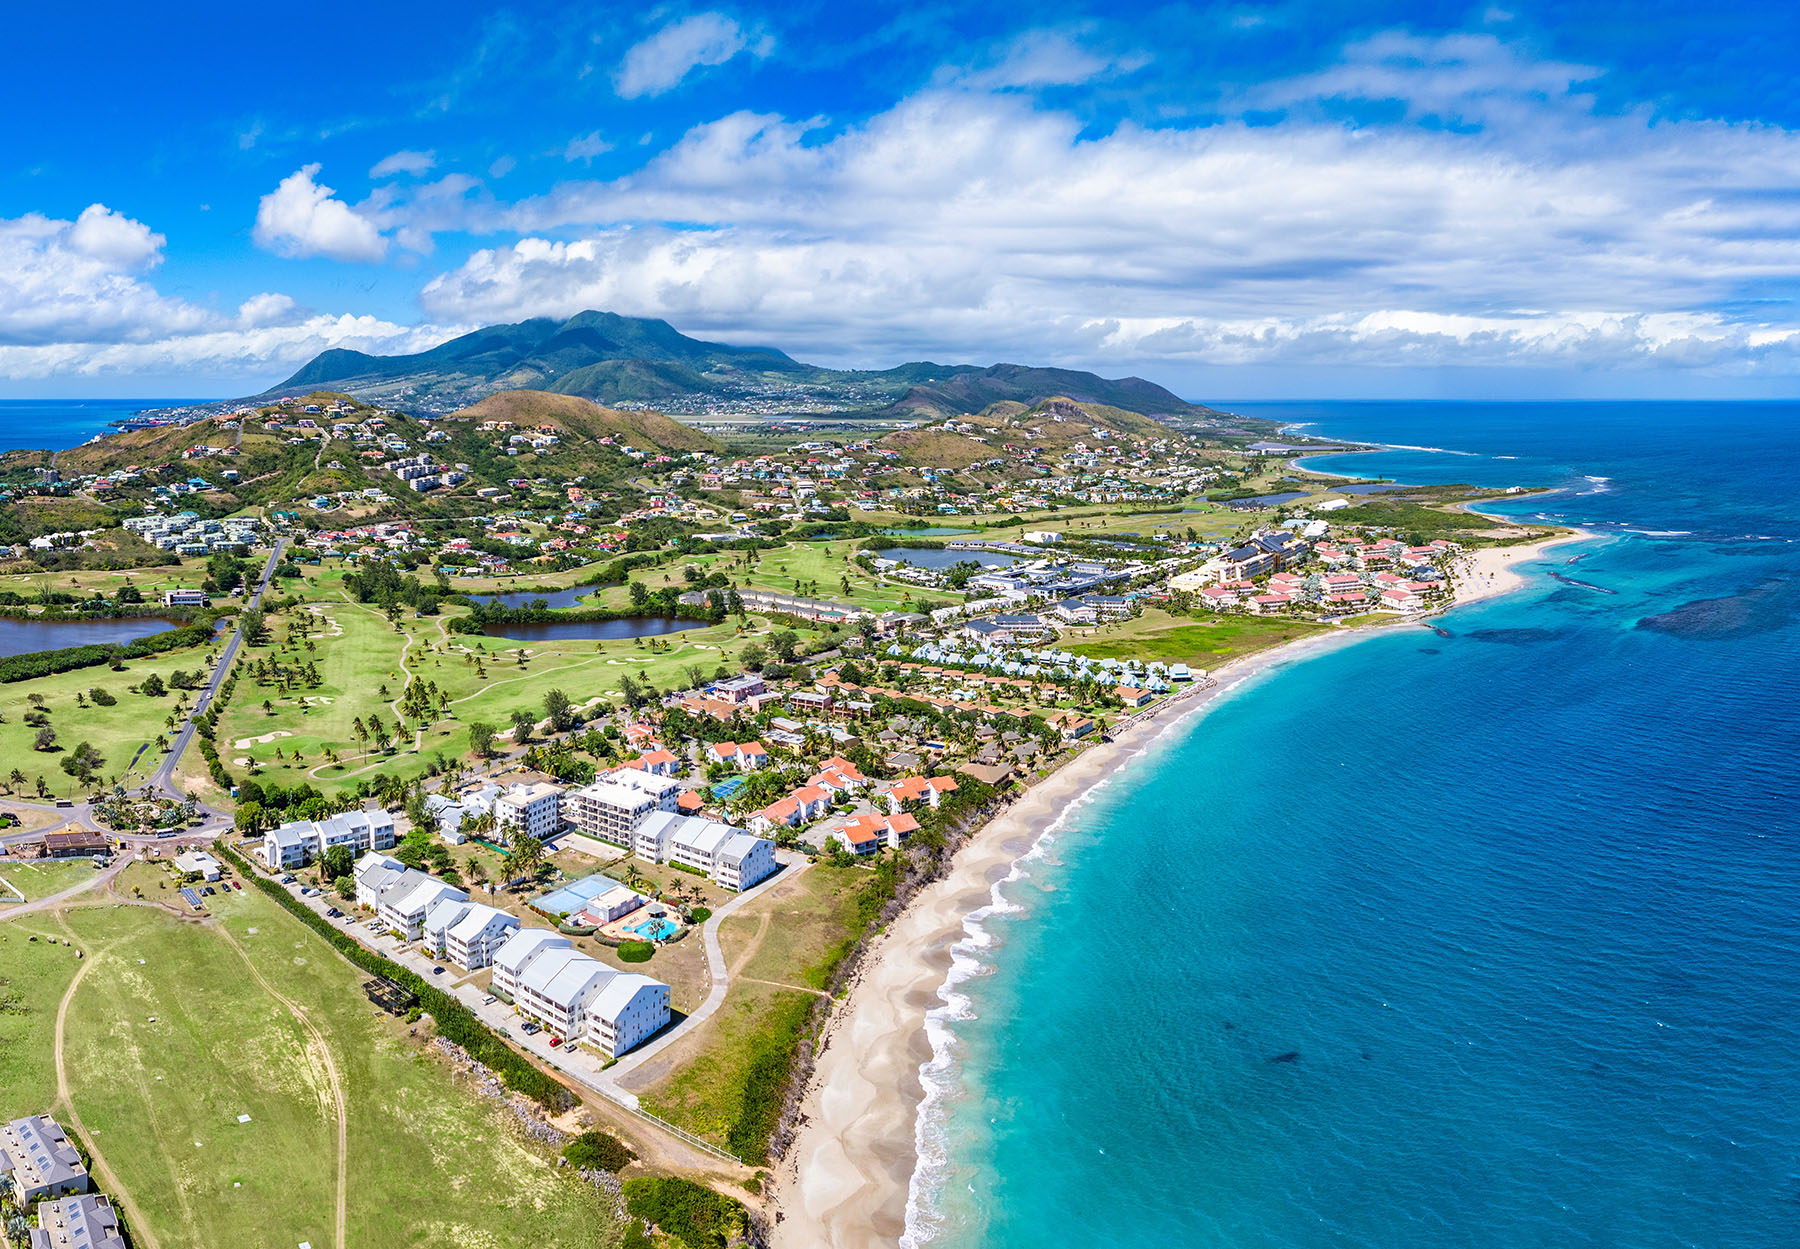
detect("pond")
[480,616,709,643]
[474,585,594,609]
[885,547,1022,571]
[0,615,184,658]
[881,526,979,537]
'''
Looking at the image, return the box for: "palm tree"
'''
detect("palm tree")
[352,716,369,763]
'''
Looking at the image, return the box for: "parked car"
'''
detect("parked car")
[432,966,444,976]
[549,1036,562,1048]
[482,995,497,1005]
[521,1022,540,1035]
[232,881,242,890]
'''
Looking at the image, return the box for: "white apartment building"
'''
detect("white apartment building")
[491,929,571,1001]
[1,1115,88,1205]
[562,771,679,848]
[380,875,468,942]
[495,781,563,841]
[421,899,519,970]
[585,975,671,1058]
[262,809,397,869]
[489,927,672,1056]
[512,946,613,1038]
[633,811,777,893]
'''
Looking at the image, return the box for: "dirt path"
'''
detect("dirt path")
[725,909,772,976]
[216,924,349,1249]
[51,924,166,1249]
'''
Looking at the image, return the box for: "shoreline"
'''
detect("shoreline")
[771,529,1600,1249]
[768,626,1385,1249]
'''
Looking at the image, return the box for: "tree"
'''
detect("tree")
[141,673,167,698]
[371,718,392,753]
[334,876,354,901]
[9,768,27,792]
[543,688,574,733]
[510,708,536,744]
[321,843,356,882]
[234,801,265,834]
[503,832,545,884]
[468,721,498,758]
[740,642,768,671]
[32,727,56,752]
[59,741,105,787]
[628,580,650,609]
[352,716,369,761]
[468,857,491,901]
[770,630,800,662]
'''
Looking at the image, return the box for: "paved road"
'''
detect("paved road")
[153,537,288,804]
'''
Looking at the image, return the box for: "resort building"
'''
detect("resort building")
[262,809,396,869]
[27,1194,125,1249]
[489,928,672,1057]
[379,875,469,942]
[709,741,769,770]
[585,974,671,1058]
[562,770,682,848]
[421,899,519,970]
[1,1115,89,1204]
[630,811,778,892]
[493,781,564,841]
[491,929,572,1001]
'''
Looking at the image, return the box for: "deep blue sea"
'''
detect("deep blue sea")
[910,402,1800,1249]
[0,399,212,453]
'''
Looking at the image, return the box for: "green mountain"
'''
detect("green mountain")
[265,311,1219,421]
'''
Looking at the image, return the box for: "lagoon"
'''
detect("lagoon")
[0,615,183,657]
[479,616,708,643]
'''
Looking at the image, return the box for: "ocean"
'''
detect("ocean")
[909,402,1800,1249]
[0,399,213,453]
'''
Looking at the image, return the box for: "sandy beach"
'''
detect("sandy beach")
[769,627,1379,1249]
[1448,526,1598,608]
[771,527,1597,1249]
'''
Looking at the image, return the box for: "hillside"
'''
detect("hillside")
[260,310,1225,422]
[445,391,721,453]
[876,395,1199,467]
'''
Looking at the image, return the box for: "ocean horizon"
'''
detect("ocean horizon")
[0,398,217,454]
[907,401,1800,1249]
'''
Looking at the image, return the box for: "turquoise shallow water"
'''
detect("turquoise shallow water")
[910,403,1800,1249]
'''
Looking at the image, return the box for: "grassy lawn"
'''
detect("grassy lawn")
[1066,607,1333,668]
[0,857,106,902]
[215,577,768,797]
[0,559,213,603]
[0,917,83,1115]
[0,644,220,797]
[28,885,620,1249]
[632,863,869,1152]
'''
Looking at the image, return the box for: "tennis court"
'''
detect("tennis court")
[529,873,628,916]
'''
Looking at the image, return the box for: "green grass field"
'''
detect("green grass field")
[7,886,619,1249]
[0,918,83,1113]
[1066,607,1333,667]
[0,857,105,902]
[634,864,867,1149]
[0,643,221,797]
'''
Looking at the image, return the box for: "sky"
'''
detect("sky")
[3,0,1799,401]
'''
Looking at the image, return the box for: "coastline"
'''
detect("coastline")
[771,528,1599,1249]
[769,627,1381,1249]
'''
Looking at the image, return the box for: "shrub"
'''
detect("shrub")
[622,1177,747,1249]
[617,940,654,963]
[562,1129,635,1173]
[687,906,712,924]
[726,993,814,1162]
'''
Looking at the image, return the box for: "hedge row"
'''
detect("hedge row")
[214,842,576,1113]
[0,622,214,683]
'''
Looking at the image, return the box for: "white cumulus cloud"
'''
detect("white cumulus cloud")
[615,13,771,99]
[253,164,388,263]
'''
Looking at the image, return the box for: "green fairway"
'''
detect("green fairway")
[1066,607,1333,667]
[8,886,620,1249]
[0,643,220,797]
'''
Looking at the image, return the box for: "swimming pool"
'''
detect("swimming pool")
[631,916,678,941]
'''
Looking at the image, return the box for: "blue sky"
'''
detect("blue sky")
[3,0,1799,399]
